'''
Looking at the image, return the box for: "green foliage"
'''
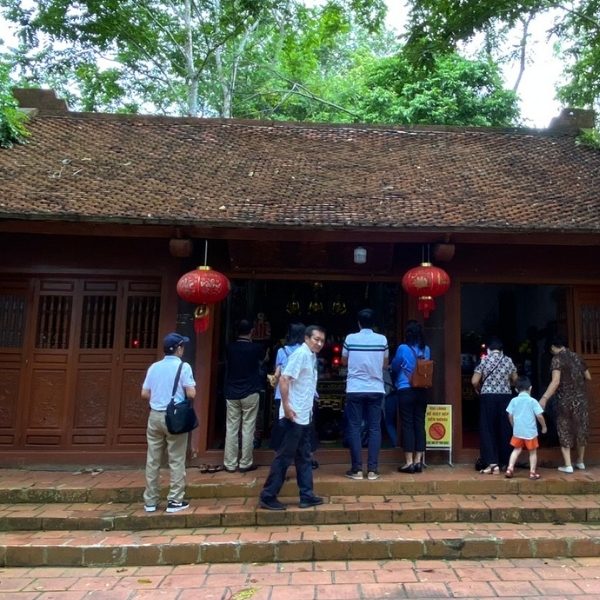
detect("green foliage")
[354,52,519,126]
[576,128,600,149]
[0,62,28,148]
[403,0,600,124]
[0,0,387,117]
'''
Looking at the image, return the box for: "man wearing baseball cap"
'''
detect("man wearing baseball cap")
[141,332,196,513]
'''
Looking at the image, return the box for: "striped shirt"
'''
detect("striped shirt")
[342,328,389,394]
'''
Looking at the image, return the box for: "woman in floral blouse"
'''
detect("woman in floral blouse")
[472,337,518,474]
[539,334,592,473]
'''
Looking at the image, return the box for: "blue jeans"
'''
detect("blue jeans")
[345,392,383,472]
[384,393,399,447]
[260,418,315,503]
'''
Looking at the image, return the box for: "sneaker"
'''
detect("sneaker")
[367,471,380,480]
[345,469,363,480]
[259,497,286,511]
[299,496,324,509]
[558,465,574,474]
[144,504,157,513]
[575,462,586,470]
[166,500,190,513]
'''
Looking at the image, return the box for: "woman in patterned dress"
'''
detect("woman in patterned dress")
[471,337,518,474]
[539,334,592,473]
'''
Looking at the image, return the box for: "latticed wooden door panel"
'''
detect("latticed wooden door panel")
[0,281,30,445]
[0,276,162,453]
[26,280,75,445]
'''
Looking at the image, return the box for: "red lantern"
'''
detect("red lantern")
[176,266,231,334]
[402,262,451,319]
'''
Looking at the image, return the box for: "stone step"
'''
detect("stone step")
[2,521,600,567]
[1,493,600,531]
[1,465,598,504]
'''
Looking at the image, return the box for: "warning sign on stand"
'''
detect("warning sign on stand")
[426,404,452,463]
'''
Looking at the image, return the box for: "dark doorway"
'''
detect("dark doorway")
[460,284,568,448]
[209,279,400,450]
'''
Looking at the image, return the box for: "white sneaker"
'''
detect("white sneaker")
[144,504,157,512]
[367,471,380,480]
[575,463,586,470]
[558,465,574,473]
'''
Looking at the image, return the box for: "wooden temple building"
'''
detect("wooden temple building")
[0,88,599,467]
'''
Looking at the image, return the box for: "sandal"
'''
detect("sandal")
[505,467,514,479]
[207,465,223,473]
[480,464,500,475]
[529,472,541,480]
[198,464,209,473]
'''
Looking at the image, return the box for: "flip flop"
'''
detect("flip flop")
[207,465,223,473]
[198,464,209,473]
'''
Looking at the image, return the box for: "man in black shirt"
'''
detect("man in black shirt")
[223,319,266,472]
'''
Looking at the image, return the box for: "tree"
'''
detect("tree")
[352,51,519,126]
[0,62,28,147]
[0,0,386,117]
[403,0,600,113]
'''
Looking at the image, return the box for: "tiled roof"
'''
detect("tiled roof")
[1,111,599,234]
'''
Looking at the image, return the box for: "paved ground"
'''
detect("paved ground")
[2,557,600,599]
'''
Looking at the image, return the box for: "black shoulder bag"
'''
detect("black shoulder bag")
[165,362,198,434]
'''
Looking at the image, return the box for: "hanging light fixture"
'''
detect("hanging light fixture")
[354,246,367,264]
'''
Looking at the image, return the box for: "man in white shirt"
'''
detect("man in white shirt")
[259,325,326,511]
[342,309,389,480]
[142,332,196,513]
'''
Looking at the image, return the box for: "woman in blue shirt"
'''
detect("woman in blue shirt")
[390,320,431,473]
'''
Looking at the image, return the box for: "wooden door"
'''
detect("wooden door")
[573,288,600,447]
[0,276,161,455]
[0,280,32,446]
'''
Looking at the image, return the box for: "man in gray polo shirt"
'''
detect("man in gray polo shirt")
[342,309,389,480]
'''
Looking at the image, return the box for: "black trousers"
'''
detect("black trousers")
[479,393,513,468]
[397,387,428,453]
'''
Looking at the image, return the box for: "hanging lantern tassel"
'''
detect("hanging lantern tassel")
[194,305,210,334]
[417,296,436,319]
[402,263,451,319]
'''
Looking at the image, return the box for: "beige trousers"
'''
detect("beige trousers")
[224,393,260,470]
[143,409,188,506]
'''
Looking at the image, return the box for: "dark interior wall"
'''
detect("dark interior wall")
[0,232,177,273]
[448,243,600,282]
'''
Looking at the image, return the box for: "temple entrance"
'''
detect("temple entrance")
[460,283,568,449]
[208,279,401,451]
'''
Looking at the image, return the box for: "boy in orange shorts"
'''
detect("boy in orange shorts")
[505,376,547,480]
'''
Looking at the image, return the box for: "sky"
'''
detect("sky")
[1,2,565,128]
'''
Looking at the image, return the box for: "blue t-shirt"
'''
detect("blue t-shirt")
[506,392,543,440]
[274,343,301,400]
[391,343,431,390]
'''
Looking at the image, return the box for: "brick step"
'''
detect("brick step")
[1,493,600,531]
[1,465,598,504]
[2,521,600,567]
